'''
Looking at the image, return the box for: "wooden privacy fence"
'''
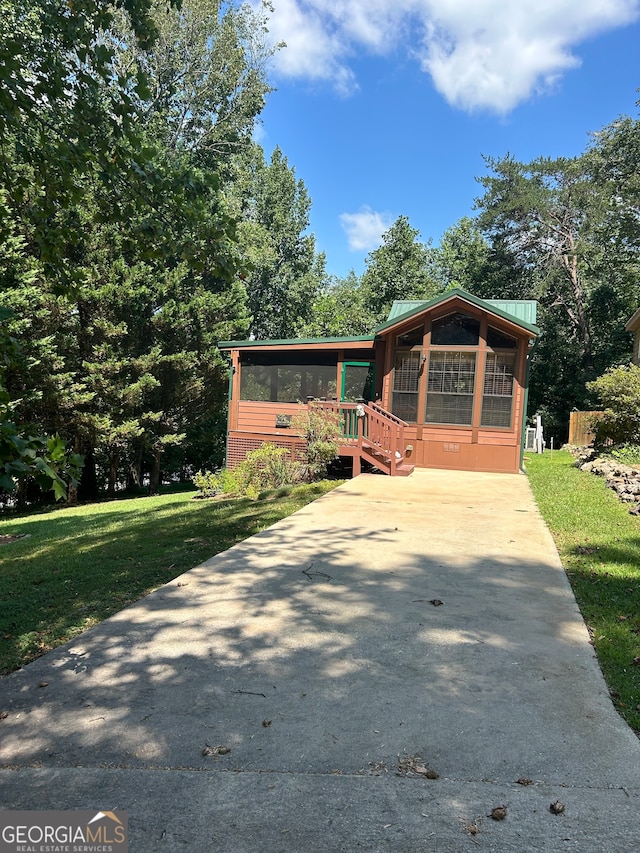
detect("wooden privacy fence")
[568,410,604,446]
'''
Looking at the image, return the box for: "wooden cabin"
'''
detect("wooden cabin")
[218,289,539,476]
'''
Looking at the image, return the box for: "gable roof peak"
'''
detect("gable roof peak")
[378,288,538,335]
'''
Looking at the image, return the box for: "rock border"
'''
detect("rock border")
[566,445,640,514]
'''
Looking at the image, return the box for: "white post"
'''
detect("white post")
[535,414,544,454]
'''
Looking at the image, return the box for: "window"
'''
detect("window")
[431,312,480,346]
[425,351,476,425]
[487,326,517,349]
[481,352,515,427]
[392,351,421,421]
[396,325,424,347]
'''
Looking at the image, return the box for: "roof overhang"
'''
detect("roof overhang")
[218,335,376,352]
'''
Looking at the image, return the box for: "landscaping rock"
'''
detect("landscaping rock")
[572,449,640,512]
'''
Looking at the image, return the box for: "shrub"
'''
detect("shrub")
[587,364,640,447]
[292,406,341,481]
[193,467,241,498]
[608,444,640,466]
[193,469,220,497]
[235,443,301,498]
[218,467,242,494]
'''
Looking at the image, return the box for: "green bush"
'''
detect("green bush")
[235,443,300,498]
[588,364,640,447]
[195,412,340,501]
[193,469,220,497]
[292,406,341,480]
[193,467,241,498]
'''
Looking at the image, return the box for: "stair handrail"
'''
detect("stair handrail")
[310,400,408,474]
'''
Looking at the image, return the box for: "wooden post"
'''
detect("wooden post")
[352,453,361,477]
[353,406,364,477]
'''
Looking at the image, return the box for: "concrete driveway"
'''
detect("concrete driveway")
[1,469,639,851]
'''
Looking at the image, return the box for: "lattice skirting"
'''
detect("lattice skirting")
[227,434,306,468]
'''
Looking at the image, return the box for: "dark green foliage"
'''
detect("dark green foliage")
[0,0,280,501]
[240,146,327,340]
[361,216,440,324]
[475,114,640,441]
[297,271,373,337]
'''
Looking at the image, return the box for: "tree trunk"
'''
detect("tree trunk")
[78,446,99,501]
[108,451,119,498]
[126,444,143,492]
[149,453,161,494]
[560,239,593,372]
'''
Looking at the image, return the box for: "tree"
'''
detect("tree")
[114,0,276,165]
[240,146,327,339]
[297,271,374,337]
[360,216,440,324]
[475,135,640,441]
[0,0,180,285]
[0,0,271,500]
[477,155,596,369]
[429,217,489,293]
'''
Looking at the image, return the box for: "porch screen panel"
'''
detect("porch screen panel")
[240,355,337,402]
[481,352,515,428]
[392,351,421,422]
[425,351,476,425]
[431,313,480,346]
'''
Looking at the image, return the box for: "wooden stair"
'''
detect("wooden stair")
[313,400,414,477]
[360,443,415,476]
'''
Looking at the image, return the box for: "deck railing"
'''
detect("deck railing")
[311,400,408,474]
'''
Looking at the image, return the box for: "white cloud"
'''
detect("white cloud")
[419,0,640,112]
[260,0,640,111]
[339,206,394,251]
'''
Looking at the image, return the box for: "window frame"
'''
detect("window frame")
[424,349,477,426]
[390,325,424,423]
[480,349,516,429]
[391,348,423,423]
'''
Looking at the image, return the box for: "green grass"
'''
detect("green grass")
[526,450,640,734]
[0,481,341,675]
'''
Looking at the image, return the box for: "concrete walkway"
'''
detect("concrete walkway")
[1,470,639,851]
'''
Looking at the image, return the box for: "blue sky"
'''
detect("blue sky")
[253,0,640,279]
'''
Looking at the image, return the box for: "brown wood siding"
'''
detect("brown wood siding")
[237,401,307,433]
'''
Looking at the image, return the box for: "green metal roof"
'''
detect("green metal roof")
[218,290,539,351]
[378,289,539,335]
[218,334,375,349]
[485,299,537,326]
[386,300,429,321]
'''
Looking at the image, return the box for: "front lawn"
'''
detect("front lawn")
[526,450,640,734]
[0,482,340,675]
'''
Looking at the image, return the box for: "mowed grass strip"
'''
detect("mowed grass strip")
[0,482,340,675]
[526,451,640,734]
